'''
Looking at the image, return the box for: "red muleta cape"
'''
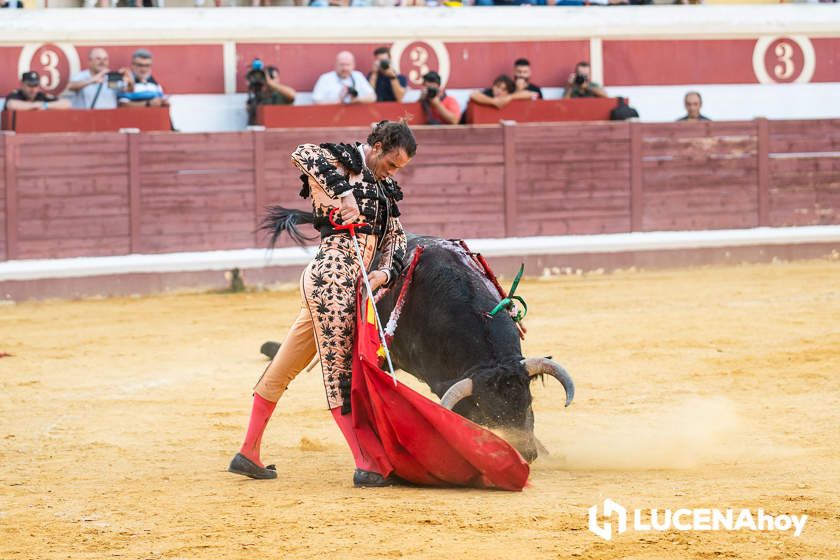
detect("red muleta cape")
[349,289,529,491]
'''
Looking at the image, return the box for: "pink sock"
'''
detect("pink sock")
[331,407,377,472]
[239,394,277,468]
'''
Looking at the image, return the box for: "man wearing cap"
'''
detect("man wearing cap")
[3,71,70,112]
[419,71,460,125]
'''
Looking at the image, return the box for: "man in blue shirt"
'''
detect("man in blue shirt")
[366,46,407,103]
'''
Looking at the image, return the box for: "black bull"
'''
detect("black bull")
[261,215,575,462]
[375,236,574,463]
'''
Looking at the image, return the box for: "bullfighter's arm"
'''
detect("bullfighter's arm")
[291,143,354,199]
[377,216,407,287]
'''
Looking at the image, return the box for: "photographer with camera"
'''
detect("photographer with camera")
[366,47,407,103]
[245,58,296,126]
[563,61,608,99]
[419,71,460,125]
[68,48,130,110]
[312,51,375,106]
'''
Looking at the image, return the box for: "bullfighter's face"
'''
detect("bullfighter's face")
[367,143,411,181]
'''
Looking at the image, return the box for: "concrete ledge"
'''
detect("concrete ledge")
[1,226,838,301]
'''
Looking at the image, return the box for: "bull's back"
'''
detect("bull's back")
[380,236,523,396]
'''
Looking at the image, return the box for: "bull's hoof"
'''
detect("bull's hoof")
[260,341,281,360]
[228,453,277,480]
[353,469,399,488]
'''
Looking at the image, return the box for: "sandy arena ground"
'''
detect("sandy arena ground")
[1,258,839,559]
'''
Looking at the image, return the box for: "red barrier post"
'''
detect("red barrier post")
[756,117,770,227]
[629,121,643,232]
[2,132,18,260]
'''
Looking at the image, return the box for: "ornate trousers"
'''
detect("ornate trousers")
[254,233,377,409]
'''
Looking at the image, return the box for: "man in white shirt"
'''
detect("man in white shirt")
[311,51,376,105]
[67,48,128,110]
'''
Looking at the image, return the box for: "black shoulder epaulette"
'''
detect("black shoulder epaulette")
[382,178,404,202]
[382,178,403,217]
[319,142,363,174]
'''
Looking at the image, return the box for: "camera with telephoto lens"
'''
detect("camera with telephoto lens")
[574,73,587,86]
[246,58,267,91]
[346,86,359,98]
[378,59,390,71]
[425,86,439,100]
[106,71,123,89]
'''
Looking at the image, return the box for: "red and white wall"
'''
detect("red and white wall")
[2,6,839,129]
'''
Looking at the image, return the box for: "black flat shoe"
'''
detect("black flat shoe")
[228,453,277,480]
[353,468,399,488]
[260,341,280,360]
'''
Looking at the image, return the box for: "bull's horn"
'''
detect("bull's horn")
[440,378,474,410]
[522,358,575,407]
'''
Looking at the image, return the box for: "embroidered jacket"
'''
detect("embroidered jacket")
[291,142,407,284]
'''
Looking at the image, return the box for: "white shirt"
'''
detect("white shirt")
[312,70,375,105]
[70,70,119,110]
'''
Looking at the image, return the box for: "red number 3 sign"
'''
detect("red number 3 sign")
[752,36,815,84]
[389,40,451,89]
[17,43,80,96]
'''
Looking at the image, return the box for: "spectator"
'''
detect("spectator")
[119,49,169,108]
[562,61,608,99]
[312,51,375,105]
[469,74,533,109]
[419,71,460,125]
[68,48,128,109]
[244,58,296,126]
[610,97,639,121]
[367,47,407,103]
[513,58,543,100]
[677,91,711,121]
[4,71,71,112]
[475,0,540,5]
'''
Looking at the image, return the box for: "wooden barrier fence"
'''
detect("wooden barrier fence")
[1,119,838,262]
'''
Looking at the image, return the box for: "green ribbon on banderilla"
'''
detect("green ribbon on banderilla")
[488,264,528,323]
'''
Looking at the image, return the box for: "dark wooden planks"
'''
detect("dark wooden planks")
[513,122,631,235]
[0,133,7,261]
[14,133,130,259]
[1,121,839,264]
[767,119,840,226]
[641,121,759,231]
[138,132,256,253]
[400,126,505,238]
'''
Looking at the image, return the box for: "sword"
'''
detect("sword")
[329,209,398,386]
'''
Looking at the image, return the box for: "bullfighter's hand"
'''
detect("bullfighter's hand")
[369,270,388,291]
[339,196,361,223]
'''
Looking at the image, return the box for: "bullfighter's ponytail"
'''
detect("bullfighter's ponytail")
[367,119,417,158]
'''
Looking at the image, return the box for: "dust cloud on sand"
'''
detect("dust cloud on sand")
[1,259,838,559]
[548,397,742,470]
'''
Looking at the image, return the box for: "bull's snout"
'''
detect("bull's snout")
[502,429,539,464]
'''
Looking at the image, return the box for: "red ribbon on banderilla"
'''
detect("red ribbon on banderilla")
[328,208,398,386]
